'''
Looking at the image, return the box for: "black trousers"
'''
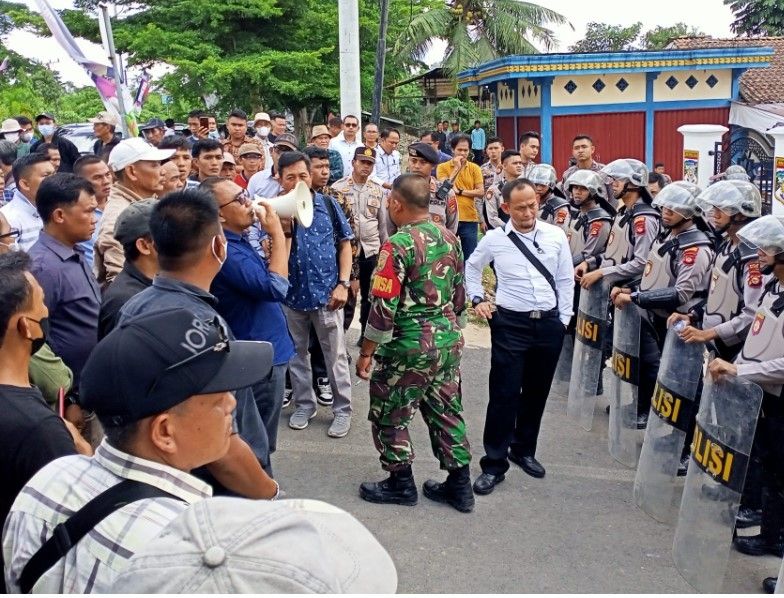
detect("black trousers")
[480,307,565,475]
[343,250,378,335]
[638,313,667,417]
[759,394,784,542]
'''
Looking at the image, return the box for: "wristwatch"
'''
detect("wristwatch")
[339,280,351,289]
[471,296,484,307]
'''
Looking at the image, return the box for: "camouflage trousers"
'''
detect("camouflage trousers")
[368,344,471,472]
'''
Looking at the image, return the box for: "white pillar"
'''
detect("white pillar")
[766,125,784,216]
[338,0,361,120]
[677,124,728,190]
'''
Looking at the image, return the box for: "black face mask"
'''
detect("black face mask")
[26,317,50,355]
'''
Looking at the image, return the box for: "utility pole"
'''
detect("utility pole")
[370,0,389,124]
[338,0,361,119]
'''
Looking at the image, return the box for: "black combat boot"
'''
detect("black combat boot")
[359,466,418,506]
[422,466,475,513]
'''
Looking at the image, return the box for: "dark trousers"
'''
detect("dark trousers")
[343,250,378,336]
[638,314,666,417]
[472,149,485,165]
[251,363,287,466]
[759,394,784,543]
[480,307,565,475]
[457,221,479,262]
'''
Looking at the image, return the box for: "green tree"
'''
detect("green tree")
[394,0,569,78]
[569,22,642,52]
[641,23,704,49]
[725,0,784,36]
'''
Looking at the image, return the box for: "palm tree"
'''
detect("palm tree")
[394,0,570,77]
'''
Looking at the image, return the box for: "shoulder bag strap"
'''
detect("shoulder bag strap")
[19,479,178,593]
[506,230,558,308]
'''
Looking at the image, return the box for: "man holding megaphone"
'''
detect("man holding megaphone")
[274,151,356,439]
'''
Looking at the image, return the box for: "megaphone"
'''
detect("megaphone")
[254,181,314,227]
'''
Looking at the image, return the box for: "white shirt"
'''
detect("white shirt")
[372,147,402,187]
[0,190,42,252]
[3,441,211,593]
[465,219,574,325]
[329,134,361,177]
[247,168,282,199]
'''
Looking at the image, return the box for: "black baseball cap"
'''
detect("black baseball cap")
[140,117,166,130]
[353,146,376,162]
[80,308,273,426]
[408,142,439,165]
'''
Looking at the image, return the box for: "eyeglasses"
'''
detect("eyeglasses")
[344,123,358,128]
[219,189,250,209]
[147,317,230,396]
[0,229,20,241]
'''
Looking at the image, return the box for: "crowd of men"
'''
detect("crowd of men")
[0,107,783,593]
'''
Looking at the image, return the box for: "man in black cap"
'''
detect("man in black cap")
[2,308,278,593]
[98,199,158,339]
[140,117,167,147]
[384,142,458,236]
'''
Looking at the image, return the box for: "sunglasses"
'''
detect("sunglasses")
[219,189,251,209]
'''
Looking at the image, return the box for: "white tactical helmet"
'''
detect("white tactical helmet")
[601,158,649,188]
[652,180,703,218]
[566,169,605,199]
[697,180,762,218]
[737,215,784,256]
[724,164,750,182]
[528,163,558,188]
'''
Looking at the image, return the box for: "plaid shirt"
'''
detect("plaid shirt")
[3,441,211,593]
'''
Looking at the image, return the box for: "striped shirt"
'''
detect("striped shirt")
[0,190,41,252]
[3,441,211,593]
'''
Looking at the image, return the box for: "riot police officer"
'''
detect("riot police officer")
[566,169,615,268]
[530,163,571,234]
[611,182,714,431]
[707,216,784,590]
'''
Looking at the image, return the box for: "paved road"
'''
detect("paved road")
[274,323,776,593]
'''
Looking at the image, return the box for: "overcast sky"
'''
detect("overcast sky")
[5,0,737,88]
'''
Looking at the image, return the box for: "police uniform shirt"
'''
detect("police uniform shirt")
[568,208,612,267]
[331,175,387,257]
[483,178,507,230]
[735,280,784,396]
[599,200,660,285]
[537,192,571,235]
[465,219,574,326]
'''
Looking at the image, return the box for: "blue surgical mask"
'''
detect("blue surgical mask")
[208,130,220,140]
[38,124,55,137]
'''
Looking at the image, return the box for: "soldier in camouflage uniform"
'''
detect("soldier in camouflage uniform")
[356,173,473,513]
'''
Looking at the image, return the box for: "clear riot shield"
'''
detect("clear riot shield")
[672,374,763,593]
[777,556,784,593]
[552,334,574,396]
[608,304,642,467]
[566,282,609,431]
[634,326,703,523]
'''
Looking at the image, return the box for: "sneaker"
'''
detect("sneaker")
[289,407,316,430]
[316,377,334,406]
[328,413,351,438]
[282,387,292,409]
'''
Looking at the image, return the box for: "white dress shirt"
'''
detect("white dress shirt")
[465,219,575,325]
[0,190,42,252]
[372,147,402,187]
[247,168,282,199]
[329,134,361,177]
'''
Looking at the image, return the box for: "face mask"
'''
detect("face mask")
[4,133,19,143]
[761,263,774,276]
[38,124,55,137]
[256,126,270,137]
[20,131,33,143]
[211,235,227,268]
[208,130,220,140]
[26,316,50,355]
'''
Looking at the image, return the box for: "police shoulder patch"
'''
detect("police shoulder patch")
[634,215,646,236]
[682,247,699,266]
[747,261,762,288]
[447,196,457,213]
[371,243,401,299]
[589,221,603,237]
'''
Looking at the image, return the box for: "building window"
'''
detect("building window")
[706,74,719,88]
[615,78,629,92]
[686,75,699,89]
[564,80,577,94]
[665,76,679,90]
[592,78,606,93]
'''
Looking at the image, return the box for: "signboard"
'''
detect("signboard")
[775,157,784,209]
[683,149,699,184]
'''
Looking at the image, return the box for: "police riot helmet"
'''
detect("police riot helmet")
[737,215,784,257]
[601,158,652,203]
[651,180,703,219]
[566,169,604,199]
[697,180,762,218]
[528,164,558,189]
[724,164,750,182]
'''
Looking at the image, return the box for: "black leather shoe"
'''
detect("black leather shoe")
[423,466,475,513]
[677,454,689,477]
[736,506,763,529]
[509,453,545,478]
[472,472,505,495]
[605,404,611,414]
[359,468,418,506]
[636,412,649,430]
[733,534,784,557]
[763,577,777,594]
